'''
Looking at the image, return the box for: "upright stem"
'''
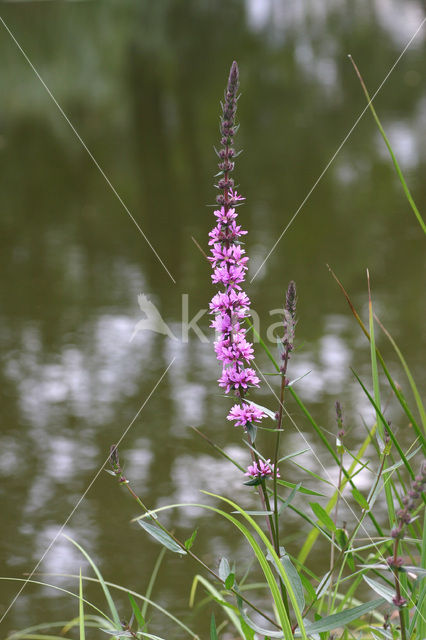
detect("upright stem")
[328,446,344,611]
[273,371,287,544]
[271,345,291,619]
[391,537,407,640]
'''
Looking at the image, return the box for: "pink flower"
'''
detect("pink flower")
[211,264,246,289]
[210,313,234,334]
[228,188,246,204]
[214,206,238,223]
[209,291,250,317]
[218,366,260,394]
[215,332,254,364]
[227,403,265,427]
[245,459,280,478]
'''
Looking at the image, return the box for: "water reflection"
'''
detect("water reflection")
[0,0,425,636]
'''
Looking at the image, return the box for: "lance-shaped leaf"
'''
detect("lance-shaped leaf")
[137,520,186,555]
[363,576,395,604]
[294,598,386,636]
[266,547,305,613]
[310,502,337,533]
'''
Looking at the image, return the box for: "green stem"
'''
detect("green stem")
[392,537,407,640]
[261,477,290,619]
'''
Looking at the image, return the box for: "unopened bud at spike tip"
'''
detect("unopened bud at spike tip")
[228,61,239,94]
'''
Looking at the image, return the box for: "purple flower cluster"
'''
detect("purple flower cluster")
[245,459,280,479]
[209,61,264,433]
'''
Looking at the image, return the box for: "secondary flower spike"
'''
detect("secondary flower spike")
[245,459,280,479]
[208,61,264,433]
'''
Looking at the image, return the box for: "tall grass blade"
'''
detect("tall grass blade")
[374,313,426,431]
[367,272,383,451]
[79,568,85,640]
[327,266,425,449]
[64,536,121,628]
[210,614,219,640]
[141,547,166,622]
[349,55,426,234]
[128,593,146,631]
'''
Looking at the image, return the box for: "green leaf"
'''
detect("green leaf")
[245,421,257,444]
[287,371,312,387]
[137,520,186,555]
[278,484,300,514]
[278,448,309,463]
[352,487,369,510]
[335,528,348,551]
[300,574,316,603]
[243,477,262,486]
[276,479,324,496]
[266,546,305,613]
[219,557,231,582]
[232,510,273,516]
[279,550,305,613]
[225,573,235,590]
[347,551,355,572]
[310,503,337,532]
[381,447,421,474]
[184,528,198,550]
[210,614,218,640]
[363,576,395,604]
[128,593,146,631]
[241,619,256,640]
[295,598,385,635]
[101,631,165,640]
[289,463,332,487]
[402,565,426,579]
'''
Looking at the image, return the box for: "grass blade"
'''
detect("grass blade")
[349,55,426,234]
[64,536,121,628]
[141,547,166,622]
[328,266,425,449]
[375,313,426,431]
[79,568,85,640]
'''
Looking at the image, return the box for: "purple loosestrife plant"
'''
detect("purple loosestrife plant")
[208,61,265,439]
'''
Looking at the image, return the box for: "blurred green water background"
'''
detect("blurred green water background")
[0,1,425,637]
